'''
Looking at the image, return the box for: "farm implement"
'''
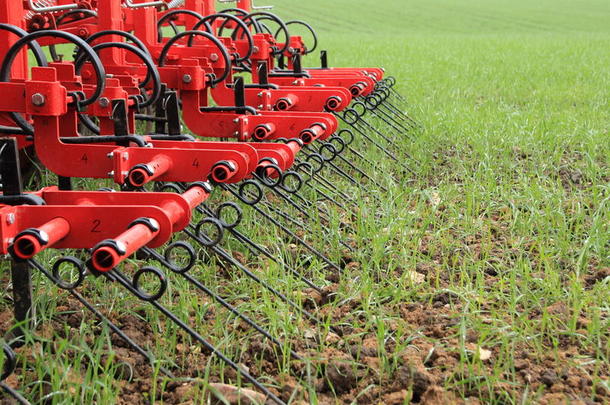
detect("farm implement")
[0,0,417,403]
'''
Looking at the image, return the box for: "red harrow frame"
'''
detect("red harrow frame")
[0,0,417,403]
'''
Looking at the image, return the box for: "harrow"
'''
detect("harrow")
[0,0,417,403]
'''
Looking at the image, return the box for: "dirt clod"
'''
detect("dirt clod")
[209,383,266,405]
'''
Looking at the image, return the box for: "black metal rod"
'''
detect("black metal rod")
[0,382,30,405]
[195,204,324,293]
[107,268,286,405]
[140,247,303,361]
[220,184,342,272]
[183,227,334,331]
[27,259,175,378]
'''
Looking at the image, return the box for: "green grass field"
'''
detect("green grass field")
[0,0,608,404]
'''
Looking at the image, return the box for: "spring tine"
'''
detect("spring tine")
[106,268,287,405]
[330,147,389,192]
[26,259,175,378]
[220,184,342,273]
[249,180,355,250]
[139,246,303,361]
[354,117,414,156]
[0,382,30,405]
[182,226,334,331]
[334,112,416,175]
[194,203,324,293]
[255,175,342,232]
[379,100,420,130]
[252,174,316,222]
[301,179,352,210]
[0,341,30,405]
[307,169,358,205]
[344,142,378,169]
[185,229,341,336]
[222,227,324,293]
[379,97,420,128]
[370,103,417,134]
[304,148,362,187]
[333,112,401,161]
[337,140,403,185]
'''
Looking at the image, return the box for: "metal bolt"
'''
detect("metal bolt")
[99,97,110,108]
[31,93,45,106]
[106,152,114,158]
[107,171,115,177]
[6,213,15,225]
[183,74,192,84]
[253,46,259,53]
[258,92,263,97]
[123,153,129,161]
[209,53,219,62]
[233,131,239,137]
[233,118,239,123]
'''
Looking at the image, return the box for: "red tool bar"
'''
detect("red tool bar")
[299,123,326,145]
[11,217,70,260]
[275,94,298,111]
[1,185,210,268]
[91,219,161,272]
[88,183,209,272]
[127,155,173,188]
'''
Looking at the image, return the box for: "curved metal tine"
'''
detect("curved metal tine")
[229,179,326,238]
[0,382,30,405]
[372,98,420,133]
[252,174,316,222]
[252,174,345,234]
[162,184,322,284]
[0,341,30,405]
[220,184,342,273]
[337,137,403,186]
[372,85,414,124]
[266,163,361,237]
[300,165,358,206]
[353,114,413,154]
[104,268,287,405]
[196,204,324,293]
[231,182,354,252]
[26,259,175,378]
[311,157,385,209]
[301,177,354,210]
[301,150,360,187]
[375,96,419,129]
[253,198,354,253]
[342,140,378,170]
[387,85,409,104]
[139,246,303,361]
[333,112,415,175]
[181,227,339,336]
[292,157,358,204]
[369,103,417,134]
[305,146,364,191]
[326,145,389,193]
[376,89,419,128]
